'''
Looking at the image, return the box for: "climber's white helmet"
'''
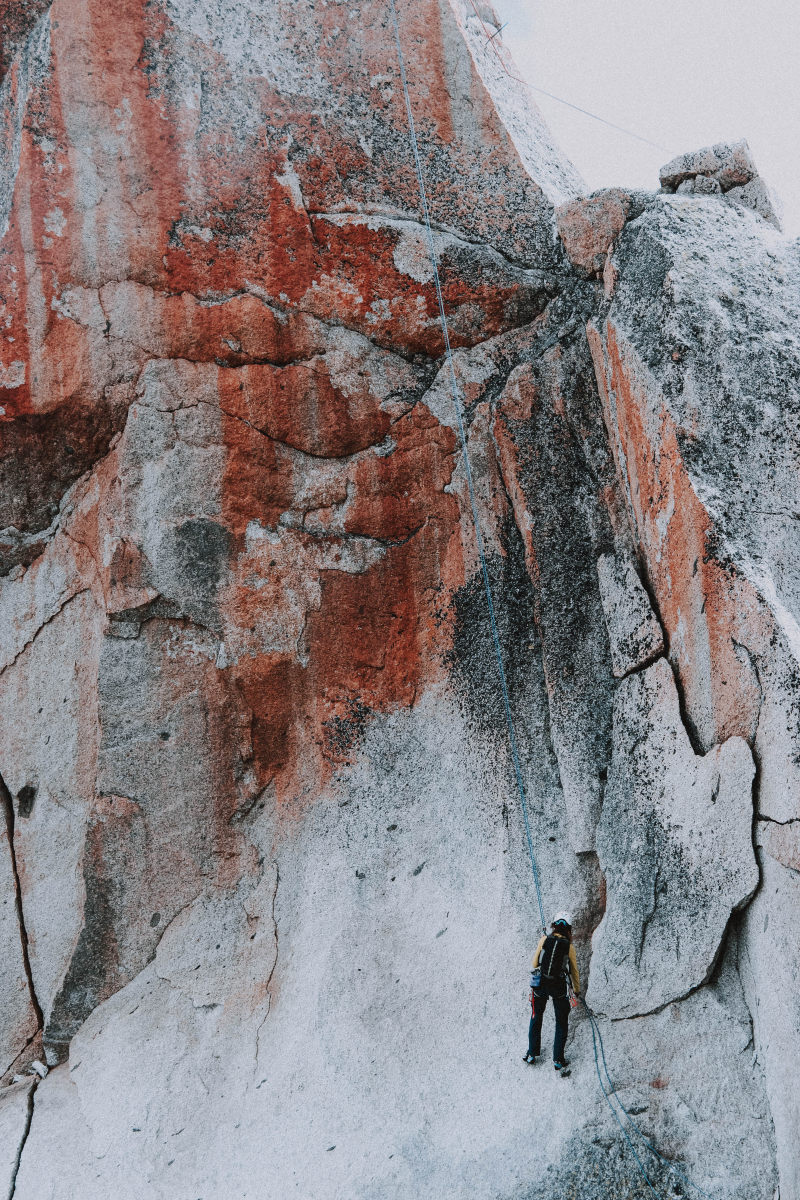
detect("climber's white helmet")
[552,911,573,929]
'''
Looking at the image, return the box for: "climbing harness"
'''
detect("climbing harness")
[387,5,716,1198]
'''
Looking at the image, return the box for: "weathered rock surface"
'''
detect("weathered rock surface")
[492,311,620,856]
[0,1077,35,1196]
[0,782,38,1076]
[0,0,796,1196]
[589,658,757,1018]
[596,552,664,677]
[591,187,800,1198]
[740,851,800,1200]
[659,139,783,228]
[659,139,757,192]
[555,188,646,277]
[727,175,784,229]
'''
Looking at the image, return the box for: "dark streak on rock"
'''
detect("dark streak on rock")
[0,773,44,1031]
[7,1077,39,1200]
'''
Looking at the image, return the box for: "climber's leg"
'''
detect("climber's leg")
[528,990,548,1058]
[552,992,570,1064]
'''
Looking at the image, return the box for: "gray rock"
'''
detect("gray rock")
[659,139,757,192]
[692,173,722,195]
[0,793,38,1075]
[0,592,100,1048]
[596,553,664,677]
[0,0,794,1195]
[591,194,800,1194]
[589,659,758,1018]
[0,1078,35,1197]
[660,144,725,190]
[492,332,619,854]
[714,139,761,190]
[739,852,800,1200]
[11,698,776,1200]
[757,816,800,873]
[727,176,784,229]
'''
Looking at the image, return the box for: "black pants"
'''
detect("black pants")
[528,980,569,1062]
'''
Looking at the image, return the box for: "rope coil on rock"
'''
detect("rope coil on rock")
[388,6,717,1198]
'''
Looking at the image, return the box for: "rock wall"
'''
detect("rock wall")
[0,2,796,1197]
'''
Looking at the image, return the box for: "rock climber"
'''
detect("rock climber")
[523,911,580,1073]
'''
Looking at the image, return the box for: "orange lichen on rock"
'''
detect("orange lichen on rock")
[590,319,762,750]
[218,393,463,810]
[556,189,633,277]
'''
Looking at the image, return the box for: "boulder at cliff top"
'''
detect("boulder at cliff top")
[659,139,757,192]
[658,140,782,227]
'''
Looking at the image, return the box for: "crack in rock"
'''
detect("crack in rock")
[0,776,44,1034]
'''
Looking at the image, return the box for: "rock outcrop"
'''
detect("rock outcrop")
[658,138,783,228]
[590,657,757,1018]
[0,2,797,1197]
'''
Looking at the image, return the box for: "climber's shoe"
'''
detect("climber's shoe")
[523,1053,538,1064]
[554,1060,570,1075]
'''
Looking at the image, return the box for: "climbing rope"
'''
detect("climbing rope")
[388,0,547,933]
[583,998,716,1200]
[463,0,670,151]
[387,5,716,1199]
[583,998,664,1199]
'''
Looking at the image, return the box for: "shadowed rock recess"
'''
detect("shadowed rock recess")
[0,1,796,1196]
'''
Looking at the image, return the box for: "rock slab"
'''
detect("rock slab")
[596,552,664,677]
[589,658,758,1018]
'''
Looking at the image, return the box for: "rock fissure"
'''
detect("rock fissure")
[661,644,707,760]
[212,403,397,463]
[254,862,280,1071]
[731,637,765,750]
[309,206,563,283]
[0,587,92,680]
[6,1077,38,1200]
[613,646,665,681]
[0,777,43,1035]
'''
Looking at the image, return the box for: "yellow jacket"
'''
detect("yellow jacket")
[532,932,580,991]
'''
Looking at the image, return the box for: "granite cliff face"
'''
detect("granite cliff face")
[0,2,797,1197]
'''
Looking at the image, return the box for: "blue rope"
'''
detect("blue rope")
[578,1003,666,1200]
[583,999,664,1199]
[388,7,717,1199]
[583,998,716,1200]
[388,0,546,933]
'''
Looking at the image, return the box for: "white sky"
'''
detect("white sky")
[492,0,800,235]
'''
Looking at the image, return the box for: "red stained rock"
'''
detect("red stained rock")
[0,0,579,1061]
[556,189,632,277]
[590,319,763,751]
[1,2,790,1193]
